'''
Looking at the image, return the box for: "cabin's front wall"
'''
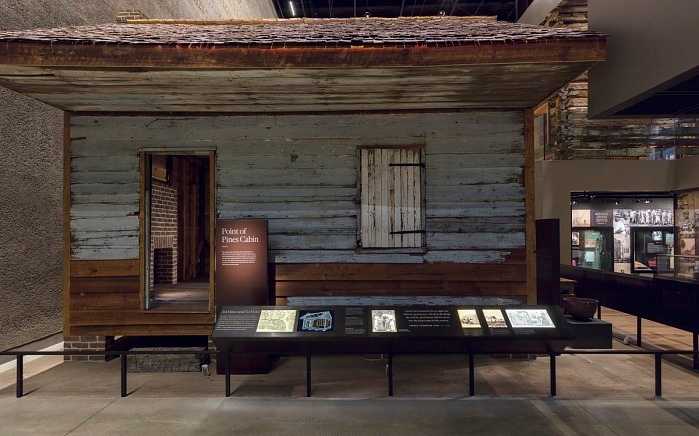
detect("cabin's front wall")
[67,111,531,336]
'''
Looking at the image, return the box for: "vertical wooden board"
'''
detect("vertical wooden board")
[406,148,416,247]
[64,112,72,336]
[524,108,537,304]
[367,148,376,247]
[415,148,424,248]
[360,148,369,247]
[399,148,407,248]
[380,148,390,247]
[391,149,399,248]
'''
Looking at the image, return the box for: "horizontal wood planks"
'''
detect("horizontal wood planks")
[0,61,600,113]
[69,259,213,336]
[70,111,525,265]
[274,263,528,304]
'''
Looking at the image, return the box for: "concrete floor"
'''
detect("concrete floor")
[2,346,699,435]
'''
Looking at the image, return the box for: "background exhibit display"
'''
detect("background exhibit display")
[505,309,555,328]
[372,310,397,333]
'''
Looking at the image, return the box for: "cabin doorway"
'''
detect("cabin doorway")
[143,152,214,312]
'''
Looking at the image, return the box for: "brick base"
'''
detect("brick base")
[63,336,106,362]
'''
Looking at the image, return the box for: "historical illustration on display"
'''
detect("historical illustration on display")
[571,231,580,247]
[298,310,334,332]
[371,310,397,333]
[457,309,481,329]
[614,262,631,274]
[572,209,591,227]
[613,209,631,262]
[482,309,508,329]
[256,310,297,333]
[505,309,555,329]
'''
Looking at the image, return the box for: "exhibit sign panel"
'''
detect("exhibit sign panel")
[215,219,269,306]
[505,309,555,329]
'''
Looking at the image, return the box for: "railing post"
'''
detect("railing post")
[305,349,312,398]
[654,353,662,398]
[120,353,127,398]
[16,354,23,398]
[225,350,231,398]
[468,353,475,397]
[636,317,642,347]
[549,353,557,397]
[693,333,698,371]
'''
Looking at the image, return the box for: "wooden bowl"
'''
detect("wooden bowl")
[562,296,598,321]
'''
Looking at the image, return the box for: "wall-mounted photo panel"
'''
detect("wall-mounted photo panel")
[482,309,507,329]
[505,309,555,329]
[571,231,580,247]
[256,310,297,333]
[572,209,591,227]
[457,309,481,329]
[371,309,397,333]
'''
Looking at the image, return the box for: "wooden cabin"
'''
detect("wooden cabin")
[0,17,606,342]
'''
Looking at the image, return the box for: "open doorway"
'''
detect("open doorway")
[143,152,214,312]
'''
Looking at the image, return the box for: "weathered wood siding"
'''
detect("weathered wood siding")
[70,111,525,264]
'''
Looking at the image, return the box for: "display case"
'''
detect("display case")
[631,228,674,273]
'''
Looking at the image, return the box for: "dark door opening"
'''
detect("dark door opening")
[144,153,212,312]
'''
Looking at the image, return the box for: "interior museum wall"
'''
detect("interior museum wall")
[535,158,699,264]
[0,0,276,351]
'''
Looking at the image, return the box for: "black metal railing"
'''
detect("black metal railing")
[1,349,697,399]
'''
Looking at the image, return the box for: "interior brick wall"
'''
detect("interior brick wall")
[150,180,178,287]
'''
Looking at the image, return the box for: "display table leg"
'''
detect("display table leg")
[636,317,642,347]
[468,353,475,397]
[305,350,312,398]
[387,353,394,397]
[120,353,127,398]
[693,333,698,371]
[225,351,231,397]
[549,353,557,397]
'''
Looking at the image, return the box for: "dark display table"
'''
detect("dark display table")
[213,305,573,396]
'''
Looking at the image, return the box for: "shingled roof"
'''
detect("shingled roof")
[0,16,603,48]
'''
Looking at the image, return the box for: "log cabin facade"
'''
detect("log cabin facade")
[0,17,606,339]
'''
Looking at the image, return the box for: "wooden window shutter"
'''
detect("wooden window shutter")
[360,147,424,248]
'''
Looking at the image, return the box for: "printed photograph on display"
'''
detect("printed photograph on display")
[652,231,663,242]
[614,262,631,274]
[572,209,591,227]
[457,309,481,329]
[298,310,334,332]
[571,231,580,247]
[628,209,673,227]
[256,310,297,333]
[482,309,508,329]
[371,310,397,333]
[613,209,631,261]
[505,309,555,329]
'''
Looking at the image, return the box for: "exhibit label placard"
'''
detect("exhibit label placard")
[215,219,269,306]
